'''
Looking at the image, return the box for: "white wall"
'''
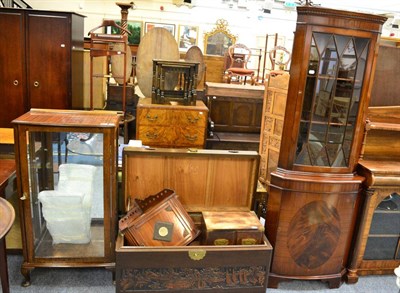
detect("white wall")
[26,0,297,54]
[24,0,397,53]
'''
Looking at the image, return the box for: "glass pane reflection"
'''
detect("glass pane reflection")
[28,131,105,259]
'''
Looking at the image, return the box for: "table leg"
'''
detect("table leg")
[0,238,10,293]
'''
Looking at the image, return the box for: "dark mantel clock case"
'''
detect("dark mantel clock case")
[265,6,386,289]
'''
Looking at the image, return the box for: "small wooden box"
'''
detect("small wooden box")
[116,147,273,293]
[201,211,264,245]
[119,188,200,246]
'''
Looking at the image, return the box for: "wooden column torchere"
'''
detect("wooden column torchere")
[116,2,133,35]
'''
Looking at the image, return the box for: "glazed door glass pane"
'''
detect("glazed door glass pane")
[27,131,105,258]
[295,32,370,167]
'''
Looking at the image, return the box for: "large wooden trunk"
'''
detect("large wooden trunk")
[116,148,273,293]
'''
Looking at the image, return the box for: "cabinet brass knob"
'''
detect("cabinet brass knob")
[13,80,19,86]
[33,81,39,87]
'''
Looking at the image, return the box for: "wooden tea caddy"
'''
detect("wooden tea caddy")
[116,147,273,293]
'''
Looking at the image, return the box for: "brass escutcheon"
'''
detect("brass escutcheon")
[188,250,206,261]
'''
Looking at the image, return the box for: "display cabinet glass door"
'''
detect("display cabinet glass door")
[25,130,106,259]
[295,32,370,167]
[364,192,400,260]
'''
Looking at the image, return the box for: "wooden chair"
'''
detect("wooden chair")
[226,43,255,85]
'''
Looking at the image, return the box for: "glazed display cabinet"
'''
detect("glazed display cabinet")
[265,5,386,288]
[347,106,400,282]
[12,109,119,286]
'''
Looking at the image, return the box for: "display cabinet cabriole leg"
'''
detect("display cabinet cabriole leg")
[20,266,32,287]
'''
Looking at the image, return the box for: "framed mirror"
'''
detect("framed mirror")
[204,19,236,56]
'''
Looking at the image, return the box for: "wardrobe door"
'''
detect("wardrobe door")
[0,10,26,127]
[26,12,71,109]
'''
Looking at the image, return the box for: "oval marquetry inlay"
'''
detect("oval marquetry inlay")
[287,200,340,269]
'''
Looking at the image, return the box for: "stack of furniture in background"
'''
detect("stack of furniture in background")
[205,82,265,151]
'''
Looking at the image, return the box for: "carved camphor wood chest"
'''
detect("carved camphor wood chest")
[116,147,272,292]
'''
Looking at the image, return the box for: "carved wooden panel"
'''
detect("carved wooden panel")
[258,73,289,186]
[118,266,267,291]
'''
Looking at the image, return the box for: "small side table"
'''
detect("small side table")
[0,197,15,293]
[0,159,16,198]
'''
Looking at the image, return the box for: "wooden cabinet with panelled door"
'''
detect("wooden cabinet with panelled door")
[136,98,208,148]
[0,8,84,128]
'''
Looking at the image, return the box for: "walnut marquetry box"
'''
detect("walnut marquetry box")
[116,147,273,293]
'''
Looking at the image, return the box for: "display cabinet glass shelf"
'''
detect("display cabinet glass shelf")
[265,5,386,289]
[12,109,119,286]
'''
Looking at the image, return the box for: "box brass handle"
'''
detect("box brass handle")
[188,250,206,261]
[146,114,158,122]
[214,238,229,245]
[241,238,257,245]
[185,134,197,142]
[145,132,158,139]
[187,116,199,124]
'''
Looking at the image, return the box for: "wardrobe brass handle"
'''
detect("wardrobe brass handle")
[33,81,39,87]
[13,80,19,86]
